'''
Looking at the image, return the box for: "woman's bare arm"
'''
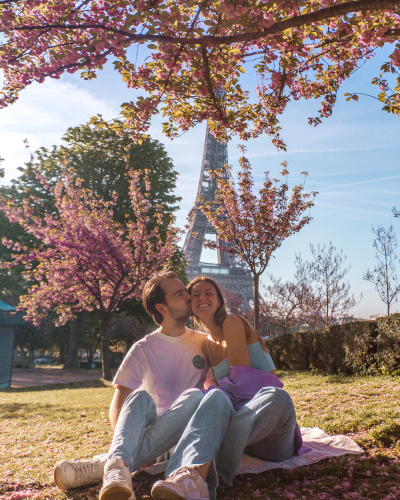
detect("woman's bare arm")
[223,315,276,374]
[223,315,250,367]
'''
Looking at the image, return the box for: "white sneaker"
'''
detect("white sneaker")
[99,458,135,500]
[151,466,209,500]
[54,456,105,490]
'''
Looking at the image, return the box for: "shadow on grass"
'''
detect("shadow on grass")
[0,378,111,394]
[1,401,82,419]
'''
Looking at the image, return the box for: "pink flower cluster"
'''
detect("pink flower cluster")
[0,1,399,146]
[0,167,180,327]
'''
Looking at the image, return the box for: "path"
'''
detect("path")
[10,367,109,388]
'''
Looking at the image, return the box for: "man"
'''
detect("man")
[54,271,209,498]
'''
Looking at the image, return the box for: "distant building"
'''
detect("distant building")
[333,315,363,325]
[0,301,25,388]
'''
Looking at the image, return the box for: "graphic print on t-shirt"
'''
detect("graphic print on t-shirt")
[192,355,206,369]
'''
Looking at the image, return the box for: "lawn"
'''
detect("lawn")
[1,372,399,500]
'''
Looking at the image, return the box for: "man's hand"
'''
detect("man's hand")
[109,385,133,431]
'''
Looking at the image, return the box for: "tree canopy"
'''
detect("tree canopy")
[1,168,180,379]
[6,124,181,230]
[1,1,399,147]
[200,146,315,330]
[0,124,186,302]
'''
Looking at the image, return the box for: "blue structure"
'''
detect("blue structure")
[0,301,25,388]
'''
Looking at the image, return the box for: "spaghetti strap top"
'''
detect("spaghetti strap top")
[206,338,275,382]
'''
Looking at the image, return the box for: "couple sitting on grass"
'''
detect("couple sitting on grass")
[54,271,303,500]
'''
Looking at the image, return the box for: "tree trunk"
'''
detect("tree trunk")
[58,341,67,364]
[87,348,97,365]
[254,274,260,332]
[101,314,112,381]
[63,312,83,369]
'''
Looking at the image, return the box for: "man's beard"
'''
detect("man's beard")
[166,303,193,322]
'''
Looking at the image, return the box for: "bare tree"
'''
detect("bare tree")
[261,275,320,335]
[296,243,361,329]
[221,286,257,327]
[363,225,400,315]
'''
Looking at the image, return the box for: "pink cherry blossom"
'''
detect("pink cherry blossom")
[0,167,181,380]
[199,146,316,330]
[0,2,399,145]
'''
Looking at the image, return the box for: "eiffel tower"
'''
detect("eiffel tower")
[183,127,254,304]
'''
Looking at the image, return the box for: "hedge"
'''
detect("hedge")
[267,313,400,375]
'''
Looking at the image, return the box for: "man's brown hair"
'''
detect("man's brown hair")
[142,271,178,325]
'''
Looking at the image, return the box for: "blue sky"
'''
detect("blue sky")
[1,46,399,318]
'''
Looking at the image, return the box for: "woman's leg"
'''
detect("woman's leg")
[151,390,234,500]
[215,387,296,486]
[165,389,234,477]
[243,388,296,462]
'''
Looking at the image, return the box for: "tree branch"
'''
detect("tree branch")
[4,1,400,46]
[201,43,224,117]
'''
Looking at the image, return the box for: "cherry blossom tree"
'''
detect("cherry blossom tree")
[0,167,180,380]
[1,1,400,147]
[200,146,316,330]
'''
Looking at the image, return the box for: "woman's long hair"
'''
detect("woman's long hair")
[187,276,268,352]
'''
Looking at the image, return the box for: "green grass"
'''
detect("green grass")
[1,372,399,499]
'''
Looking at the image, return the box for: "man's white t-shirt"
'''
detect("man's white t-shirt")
[113,328,208,415]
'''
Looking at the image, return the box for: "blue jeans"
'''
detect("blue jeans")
[166,387,296,500]
[108,387,296,500]
[108,388,205,471]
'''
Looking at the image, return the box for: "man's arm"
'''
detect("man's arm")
[109,385,133,431]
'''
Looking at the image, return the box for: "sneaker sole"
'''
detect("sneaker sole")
[99,485,134,500]
[54,460,71,490]
[151,484,198,500]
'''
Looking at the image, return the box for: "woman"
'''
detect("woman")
[188,276,276,387]
[151,277,304,500]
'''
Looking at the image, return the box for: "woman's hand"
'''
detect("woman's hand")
[204,378,218,389]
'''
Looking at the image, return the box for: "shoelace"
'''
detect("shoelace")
[104,466,124,484]
[168,466,197,483]
[75,462,95,482]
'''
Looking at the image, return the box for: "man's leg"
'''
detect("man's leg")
[152,389,234,500]
[54,388,204,491]
[106,388,204,471]
[216,387,297,486]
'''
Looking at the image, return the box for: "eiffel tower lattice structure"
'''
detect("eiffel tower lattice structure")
[182,127,254,304]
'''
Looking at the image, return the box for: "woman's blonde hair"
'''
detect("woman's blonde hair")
[187,276,268,352]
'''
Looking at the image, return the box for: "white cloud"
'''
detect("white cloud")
[0,79,118,185]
